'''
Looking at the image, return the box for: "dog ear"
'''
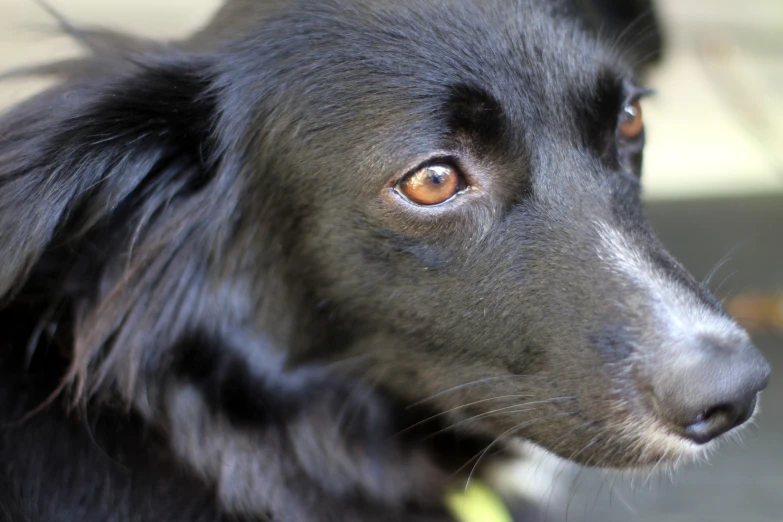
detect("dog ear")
[574,0,664,71]
[0,54,219,299]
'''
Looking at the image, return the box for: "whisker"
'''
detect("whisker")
[334,364,385,434]
[713,270,739,297]
[625,46,666,72]
[392,393,534,438]
[423,396,576,440]
[703,241,746,288]
[463,411,576,492]
[564,456,589,522]
[541,428,592,522]
[591,469,608,518]
[550,436,597,520]
[642,454,665,488]
[606,9,657,59]
[407,375,534,408]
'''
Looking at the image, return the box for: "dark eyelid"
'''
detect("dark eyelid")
[396,156,463,186]
[624,85,655,105]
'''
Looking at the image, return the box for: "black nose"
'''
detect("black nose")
[653,337,770,445]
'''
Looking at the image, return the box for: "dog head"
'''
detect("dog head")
[0,0,769,472]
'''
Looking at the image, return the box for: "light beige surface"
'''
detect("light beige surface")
[1,0,781,200]
[643,0,783,198]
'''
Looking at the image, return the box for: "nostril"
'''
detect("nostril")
[649,337,770,445]
[682,394,758,445]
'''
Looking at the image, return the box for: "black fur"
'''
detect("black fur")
[0,1,766,521]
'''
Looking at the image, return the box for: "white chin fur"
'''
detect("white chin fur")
[483,398,761,513]
[486,432,715,508]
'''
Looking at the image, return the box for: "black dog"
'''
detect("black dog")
[0,1,769,521]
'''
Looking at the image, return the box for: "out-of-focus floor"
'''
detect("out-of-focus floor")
[0,1,782,521]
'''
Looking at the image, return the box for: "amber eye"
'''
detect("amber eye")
[618,99,644,139]
[396,164,462,206]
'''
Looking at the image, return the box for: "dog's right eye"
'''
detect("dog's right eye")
[618,99,644,140]
[395,164,464,206]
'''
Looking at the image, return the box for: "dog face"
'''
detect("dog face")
[210,0,768,467]
[0,0,769,482]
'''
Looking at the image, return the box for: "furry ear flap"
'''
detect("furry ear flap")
[0,53,219,300]
[575,0,664,72]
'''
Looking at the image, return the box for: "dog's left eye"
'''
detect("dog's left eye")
[395,164,463,206]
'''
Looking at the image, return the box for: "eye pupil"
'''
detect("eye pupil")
[396,164,462,206]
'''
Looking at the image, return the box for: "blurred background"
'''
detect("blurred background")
[0,1,781,521]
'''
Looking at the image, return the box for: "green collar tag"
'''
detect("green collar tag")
[445,482,513,522]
